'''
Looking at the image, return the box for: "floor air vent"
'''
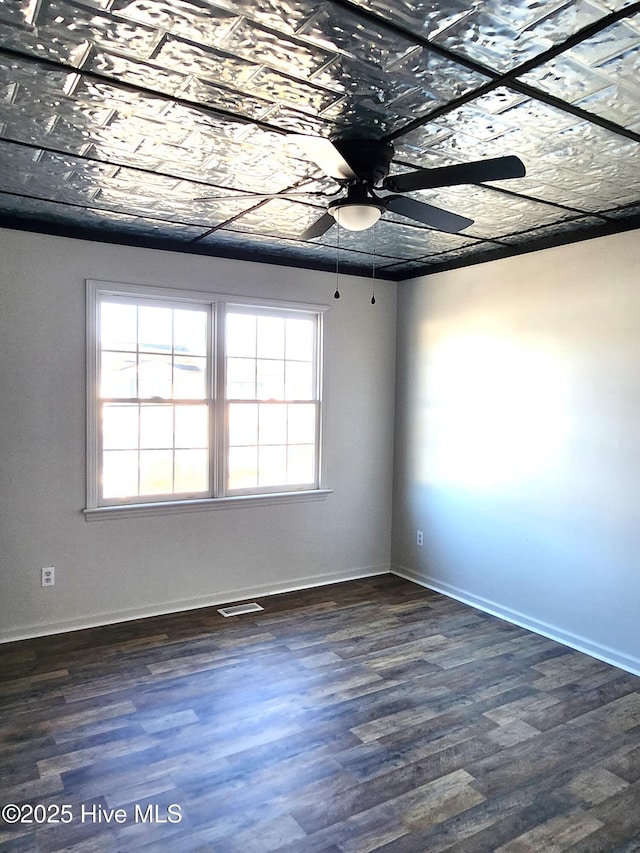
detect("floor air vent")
[217,602,264,617]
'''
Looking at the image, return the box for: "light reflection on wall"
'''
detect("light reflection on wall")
[417,329,568,490]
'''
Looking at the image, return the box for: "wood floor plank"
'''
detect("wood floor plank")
[494,809,605,851]
[2,575,640,852]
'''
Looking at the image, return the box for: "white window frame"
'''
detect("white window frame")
[85,280,331,521]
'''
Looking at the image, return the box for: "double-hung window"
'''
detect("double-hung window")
[86,280,327,517]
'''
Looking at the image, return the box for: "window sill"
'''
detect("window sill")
[83,489,333,521]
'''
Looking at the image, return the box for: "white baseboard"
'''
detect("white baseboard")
[10,563,638,680]
[0,564,390,644]
[392,563,640,678]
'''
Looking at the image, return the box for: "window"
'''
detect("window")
[86,281,327,517]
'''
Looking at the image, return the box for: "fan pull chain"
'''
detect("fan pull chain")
[334,221,341,299]
[371,222,377,305]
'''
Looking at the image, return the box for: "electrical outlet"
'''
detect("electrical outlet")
[41,566,55,587]
[416,530,424,547]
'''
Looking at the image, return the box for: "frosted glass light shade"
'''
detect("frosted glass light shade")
[329,202,382,231]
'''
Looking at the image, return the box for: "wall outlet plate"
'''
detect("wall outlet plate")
[41,566,55,587]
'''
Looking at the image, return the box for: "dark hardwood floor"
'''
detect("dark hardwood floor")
[1,575,639,852]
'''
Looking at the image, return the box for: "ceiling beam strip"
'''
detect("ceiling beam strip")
[0,186,216,232]
[481,183,618,222]
[327,0,503,79]
[0,134,248,191]
[497,1,640,81]
[506,79,640,145]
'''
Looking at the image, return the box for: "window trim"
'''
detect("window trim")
[85,279,331,519]
[82,489,333,521]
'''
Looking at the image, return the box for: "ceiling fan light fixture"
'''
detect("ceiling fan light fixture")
[329,200,383,231]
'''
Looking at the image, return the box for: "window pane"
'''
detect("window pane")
[140,405,173,449]
[221,307,319,496]
[175,405,208,448]
[138,354,173,398]
[259,404,287,445]
[258,445,286,486]
[288,404,316,444]
[103,404,138,449]
[257,359,285,400]
[287,444,315,485]
[174,356,207,399]
[101,351,137,398]
[175,449,208,493]
[103,450,138,498]
[174,309,207,356]
[227,357,256,399]
[228,446,257,489]
[229,403,258,446]
[138,305,173,352]
[257,315,285,359]
[285,361,313,399]
[286,317,314,361]
[140,449,173,495]
[226,313,256,357]
[101,302,137,351]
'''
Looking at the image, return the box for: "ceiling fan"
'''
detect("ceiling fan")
[288,136,526,240]
[199,135,526,240]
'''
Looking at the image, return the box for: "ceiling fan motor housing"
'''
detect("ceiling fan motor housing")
[331,138,395,185]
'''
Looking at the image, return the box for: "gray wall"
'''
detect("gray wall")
[0,228,397,641]
[392,228,640,675]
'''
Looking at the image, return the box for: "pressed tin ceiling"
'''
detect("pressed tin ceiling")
[0,0,639,280]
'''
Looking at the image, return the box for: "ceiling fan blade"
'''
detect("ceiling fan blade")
[383,195,473,233]
[384,156,526,193]
[287,135,358,181]
[299,212,335,240]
